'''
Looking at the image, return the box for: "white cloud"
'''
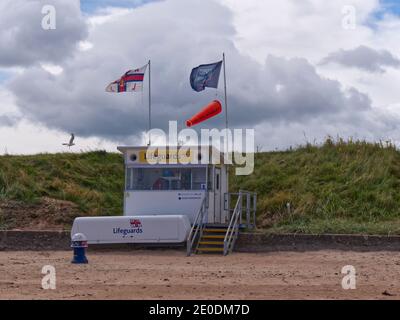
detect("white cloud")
[41,63,64,75]
[1,0,400,154]
[320,45,400,73]
[87,7,134,27]
[78,41,94,51]
[221,0,379,64]
[0,119,123,155]
[0,0,87,68]
[7,0,379,144]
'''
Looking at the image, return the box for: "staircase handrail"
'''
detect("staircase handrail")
[223,191,242,255]
[186,196,207,256]
[225,190,257,229]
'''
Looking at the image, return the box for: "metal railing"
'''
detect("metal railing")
[223,190,257,255]
[225,190,257,229]
[223,192,242,255]
[186,196,207,256]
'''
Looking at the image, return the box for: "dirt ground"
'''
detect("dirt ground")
[0,198,80,231]
[0,250,399,300]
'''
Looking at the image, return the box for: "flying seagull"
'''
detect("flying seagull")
[62,133,75,148]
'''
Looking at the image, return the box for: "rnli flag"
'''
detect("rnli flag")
[190,60,222,92]
[106,64,147,93]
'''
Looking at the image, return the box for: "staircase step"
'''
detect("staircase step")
[202,235,225,239]
[197,247,224,253]
[199,241,224,246]
[189,224,232,255]
[203,228,227,233]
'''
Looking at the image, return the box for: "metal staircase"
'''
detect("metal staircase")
[187,190,256,256]
[196,225,227,254]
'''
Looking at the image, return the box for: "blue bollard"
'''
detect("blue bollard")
[71,233,88,264]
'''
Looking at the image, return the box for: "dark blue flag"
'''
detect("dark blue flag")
[190,60,222,92]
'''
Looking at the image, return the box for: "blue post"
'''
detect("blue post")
[71,233,88,264]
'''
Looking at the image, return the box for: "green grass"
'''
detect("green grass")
[0,150,124,220]
[232,137,400,235]
[2,139,400,234]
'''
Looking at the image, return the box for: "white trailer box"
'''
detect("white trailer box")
[71,215,191,244]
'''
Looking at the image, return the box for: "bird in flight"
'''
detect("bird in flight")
[62,133,75,148]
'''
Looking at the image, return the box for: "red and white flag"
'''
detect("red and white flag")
[106,64,147,93]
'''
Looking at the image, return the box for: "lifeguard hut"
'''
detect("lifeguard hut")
[71,145,256,255]
[119,145,229,224]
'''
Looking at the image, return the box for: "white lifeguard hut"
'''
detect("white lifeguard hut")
[71,145,256,255]
[118,145,229,224]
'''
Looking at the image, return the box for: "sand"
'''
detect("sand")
[0,250,399,299]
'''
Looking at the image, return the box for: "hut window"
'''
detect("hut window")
[125,167,206,191]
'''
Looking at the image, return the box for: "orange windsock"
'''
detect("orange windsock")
[186,100,222,127]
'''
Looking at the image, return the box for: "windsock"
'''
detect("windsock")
[186,100,222,127]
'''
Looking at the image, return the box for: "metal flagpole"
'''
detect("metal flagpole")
[223,53,229,154]
[148,59,152,146]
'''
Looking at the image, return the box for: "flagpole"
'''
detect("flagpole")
[148,59,152,146]
[223,53,229,154]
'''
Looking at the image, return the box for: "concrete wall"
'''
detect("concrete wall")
[0,231,70,251]
[236,233,400,252]
[1,230,400,251]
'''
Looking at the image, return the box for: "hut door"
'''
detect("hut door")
[214,168,221,223]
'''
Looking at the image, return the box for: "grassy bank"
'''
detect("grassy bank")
[1,139,400,234]
[0,151,124,221]
[232,138,400,234]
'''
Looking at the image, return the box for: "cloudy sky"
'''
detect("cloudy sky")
[1,0,400,154]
